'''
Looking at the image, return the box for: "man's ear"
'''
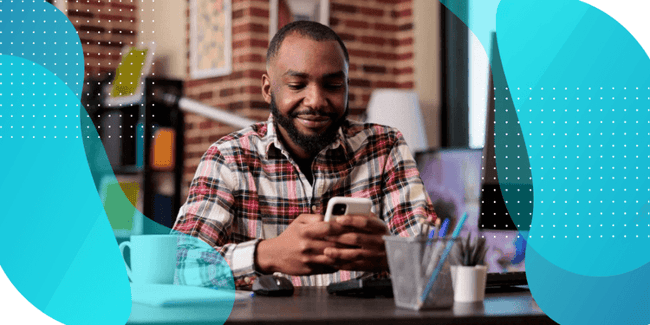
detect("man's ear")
[261,73,272,104]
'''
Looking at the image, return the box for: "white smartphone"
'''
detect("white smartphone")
[323,197,373,222]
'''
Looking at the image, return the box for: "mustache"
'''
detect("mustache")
[289,109,339,119]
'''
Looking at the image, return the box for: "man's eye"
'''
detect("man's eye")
[326,84,343,90]
[288,84,305,89]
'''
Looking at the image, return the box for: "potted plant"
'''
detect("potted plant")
[450,233,488,303]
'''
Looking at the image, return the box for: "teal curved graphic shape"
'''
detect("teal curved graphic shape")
[0,54,131,325]
[497,0,650,277]
[527,244,650,324]
[490,33,534,232]
[0,1,235,324]
[493,0,650,323]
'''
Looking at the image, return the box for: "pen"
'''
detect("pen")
[418,212,467,307]
[438,218,450,238]
[422,218,442,274]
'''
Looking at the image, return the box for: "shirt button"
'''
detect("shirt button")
[311,205,318,213]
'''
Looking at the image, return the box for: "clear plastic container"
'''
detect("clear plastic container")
[383,235,455,310]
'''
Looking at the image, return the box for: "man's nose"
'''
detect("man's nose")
[303,85,327,109]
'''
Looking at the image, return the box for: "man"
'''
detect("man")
[173,21,435,288]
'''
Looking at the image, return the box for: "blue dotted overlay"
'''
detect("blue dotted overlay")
[498,0,650,277]
[0,0,84,97]
[0,1,234,324]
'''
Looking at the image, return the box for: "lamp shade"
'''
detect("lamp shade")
[365,89,428,155]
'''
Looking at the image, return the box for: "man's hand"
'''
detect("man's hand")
[255,214,342,275]
[322,214,390,272]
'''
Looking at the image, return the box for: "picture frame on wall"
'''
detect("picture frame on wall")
[269,0,329,40]
[190,0,233,79]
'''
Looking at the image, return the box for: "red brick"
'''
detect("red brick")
[249,101,268,109]
[235,54,265,63]
[375,81,399,88]
[187,150,206,159]
[199,91,214,100]
[363,65,387,74]
[78,25,106,33]
[111,2,136,10]
[332,3,357,14]
[344,20,369,29]
[249,7,270,18]
[375,52,399,60]
[220,88,236,97]
[348,49,373,58]
[98,14,136,21]
[349,78,371,88]
[234,38,268,50]
[399,38,414,46]
[399,52,413,60]
[374,23,398,32]
[69,11,94,18]
[205,135,221,143]
[111,28,136,35]
[85,52,108,59]
[185,136,204,145]
[243,69,266,79]
[229,101,245,110]
[338,33,356,42]
[362,94,371,102]
[330,17,340,27]
[359,7,384,17]
[348,93,356,101]
[233,23,267,35]
[398,23,413,31]
[361,36,386,46]
[393,67,414,75]
[229,71,245,81]
[199,121,213,129]
[375,0,401,4]
[349,107,365,116]
[233,9,245,19]
[391,9,412,18]
[399,81,415,88]
[184,165,198,176]
[242,85,261,95]
[349,63,358,71]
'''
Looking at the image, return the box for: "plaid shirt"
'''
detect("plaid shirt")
[173,114,435,289]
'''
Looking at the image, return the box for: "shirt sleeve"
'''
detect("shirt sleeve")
[380,131,436,237]
[172,145,260,289]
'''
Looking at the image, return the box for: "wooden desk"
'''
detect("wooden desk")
[128,287,557,325]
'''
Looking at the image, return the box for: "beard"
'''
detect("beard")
[270,93,348,157]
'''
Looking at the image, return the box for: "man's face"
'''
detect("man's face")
[262,34,349,158]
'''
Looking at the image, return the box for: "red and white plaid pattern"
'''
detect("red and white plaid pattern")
[173,114,436,288]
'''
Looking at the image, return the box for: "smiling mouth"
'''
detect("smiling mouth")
[295,114,331,129]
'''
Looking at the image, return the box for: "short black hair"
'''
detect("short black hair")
[266,20,350,67]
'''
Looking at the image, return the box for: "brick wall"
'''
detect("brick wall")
[329,0,414,114]
[182,0,415,199]
[67,0,140,78]
[63,0,415,201]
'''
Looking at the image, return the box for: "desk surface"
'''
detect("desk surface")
[128,287,557,325]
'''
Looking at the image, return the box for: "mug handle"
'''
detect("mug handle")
[118,241,133,281]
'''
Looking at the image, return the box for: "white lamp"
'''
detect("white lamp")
[365,89,428,155]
